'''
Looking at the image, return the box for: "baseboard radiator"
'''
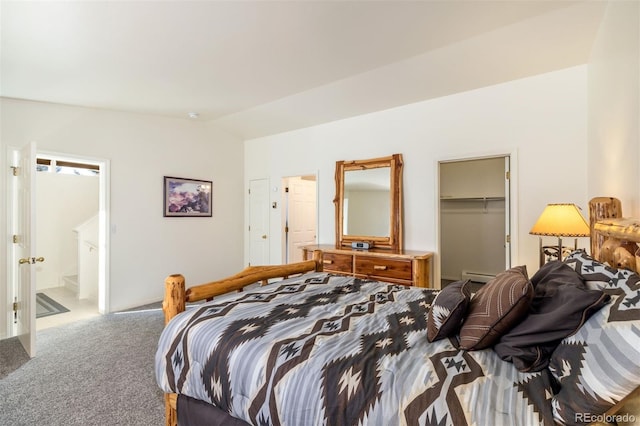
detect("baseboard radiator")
[461,271,495,283]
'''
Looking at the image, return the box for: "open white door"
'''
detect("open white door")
[11,142,38,357]
[284,176,317,263]
[504,156,512,268]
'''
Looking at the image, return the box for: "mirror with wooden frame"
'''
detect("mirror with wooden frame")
[334,154,403,251]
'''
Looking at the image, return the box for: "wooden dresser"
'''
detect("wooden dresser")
[302,244,433,288]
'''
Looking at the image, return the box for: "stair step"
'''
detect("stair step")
[62,275,78,293]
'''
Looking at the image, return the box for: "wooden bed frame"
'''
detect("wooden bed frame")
[161,216,640,426]
[162,250,323,426]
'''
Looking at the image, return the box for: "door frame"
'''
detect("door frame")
[280,173,318,264]
[435,150,518,289]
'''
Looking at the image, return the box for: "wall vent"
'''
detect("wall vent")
[461,271,495,283]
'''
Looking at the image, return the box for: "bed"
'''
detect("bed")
[156,230,640,426]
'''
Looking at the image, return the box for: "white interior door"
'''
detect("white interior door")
[249,178,270,266]
[285,176,317,263]
[12,142,38,357]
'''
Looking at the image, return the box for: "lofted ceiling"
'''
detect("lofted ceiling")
[1,0,607,139]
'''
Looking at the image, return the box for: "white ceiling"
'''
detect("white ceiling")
[1,0,607,139]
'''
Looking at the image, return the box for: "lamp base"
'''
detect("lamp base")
[540,246,578,267]
[538,237,580,267]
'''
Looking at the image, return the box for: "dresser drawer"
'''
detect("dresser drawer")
[322,253,353,274]
[355,257,412,281]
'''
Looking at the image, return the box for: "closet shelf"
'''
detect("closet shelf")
[440,196,505,201]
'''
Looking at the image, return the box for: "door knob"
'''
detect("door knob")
[18,257,45,265]
[261,235,267,239]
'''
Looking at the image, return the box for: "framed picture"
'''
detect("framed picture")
[163,176,212,217]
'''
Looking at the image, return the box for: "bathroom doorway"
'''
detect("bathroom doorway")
[282,174,317,264]
[34,153,107,330]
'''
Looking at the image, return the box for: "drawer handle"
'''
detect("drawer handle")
[373,265,388,271]
[323,260,334,265]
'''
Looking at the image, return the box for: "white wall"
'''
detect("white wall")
[0,98,244,329]
[36,171,99,290]
[245,65,589,281]
[587,0,640,216]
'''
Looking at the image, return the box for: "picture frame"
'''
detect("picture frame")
[163,176,212,217]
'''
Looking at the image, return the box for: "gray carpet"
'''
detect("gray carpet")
[0,306,166,425]
[0,336,31,379]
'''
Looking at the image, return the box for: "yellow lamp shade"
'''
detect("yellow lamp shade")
[529,203,590,237]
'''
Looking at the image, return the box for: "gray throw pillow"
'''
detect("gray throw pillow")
[427,280,471,342]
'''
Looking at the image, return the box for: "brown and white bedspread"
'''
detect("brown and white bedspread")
[156,273,555,425]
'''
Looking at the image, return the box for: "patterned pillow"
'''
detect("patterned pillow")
[427,279,471,342]
[459,265,534,350]
[563,250,640,321]
[549,252,640,424]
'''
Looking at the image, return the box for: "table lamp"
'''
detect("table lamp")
[530,203,590,266]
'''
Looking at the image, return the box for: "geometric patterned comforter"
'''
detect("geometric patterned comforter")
[156,272,555,426]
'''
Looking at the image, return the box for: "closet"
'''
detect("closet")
[439,157,510,285]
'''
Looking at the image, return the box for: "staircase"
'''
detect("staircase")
[62,275,78,295]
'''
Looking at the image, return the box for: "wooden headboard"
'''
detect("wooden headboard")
[592,218,640,274]
[589,207,640,426]
[589,197,639,273]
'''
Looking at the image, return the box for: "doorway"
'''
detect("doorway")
[34,155,102,330]
[439,156,511,289]
[281,175,317,264]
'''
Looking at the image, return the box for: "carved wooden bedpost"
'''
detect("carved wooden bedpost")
[589,197,622,259]
[163,274,185,426]
[163,274,186,325]
[164,393,177,426]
